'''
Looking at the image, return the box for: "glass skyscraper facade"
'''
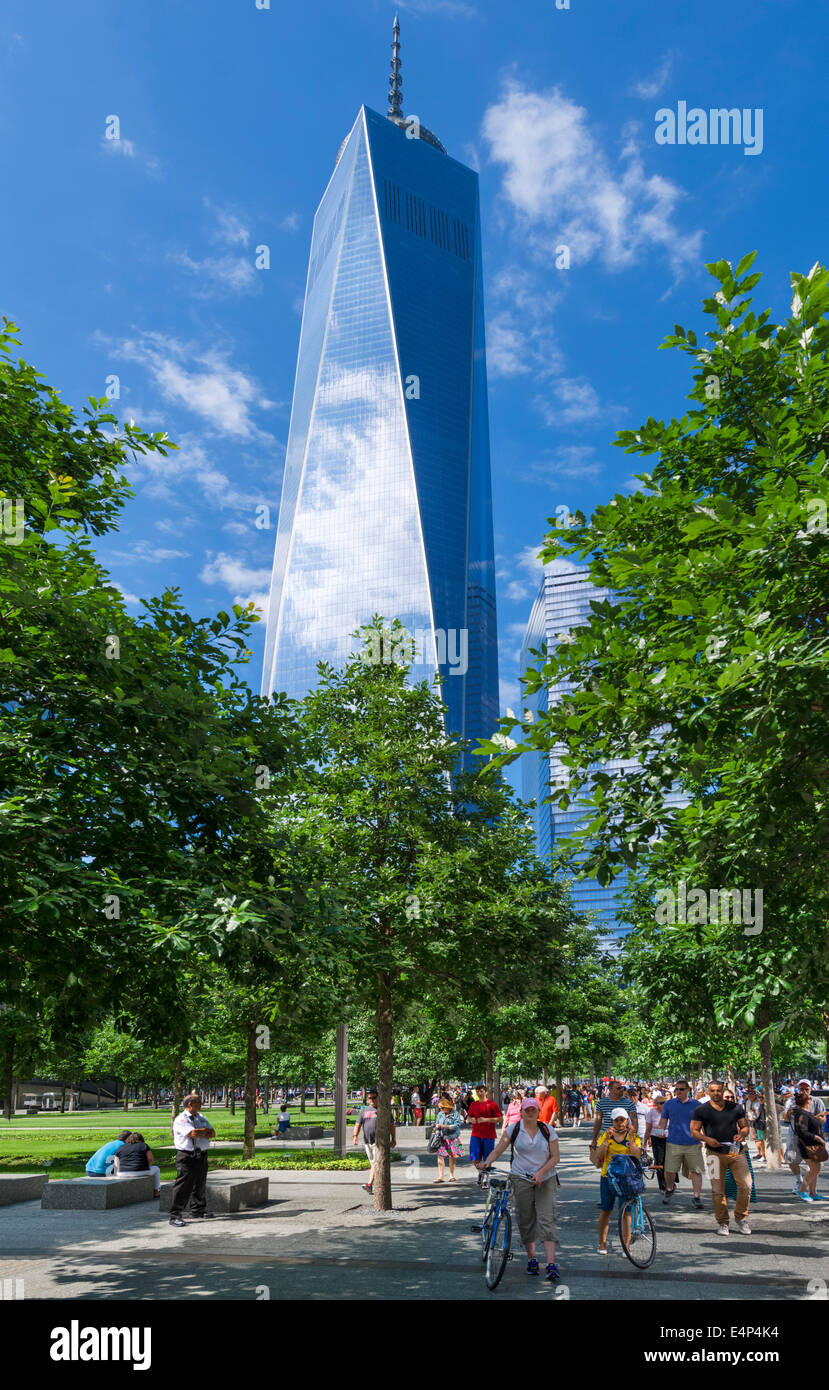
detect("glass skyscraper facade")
[262,34,498,751]
[521,562,637,947]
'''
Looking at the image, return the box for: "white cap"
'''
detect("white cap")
[796,1078,812,1088]
[652,1091,664,1099]
[610,1107,629,1121]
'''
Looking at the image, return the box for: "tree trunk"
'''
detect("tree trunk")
[542,1065,549,1088]
[68,1079,76,1112]
[300,1073,307,1114]
[314,1078,320,1107]
[373,974,394,1212]
[726,1063,736,1095]
[2,1043,12,1122]
[96,1085,102,1110]
[554,1055,564,1129]
[122,1079,130,1112]
[757,1011,782,1169]
[484,1043,494,1095]
[225,1079,230,1109]
[230,1084,236,1117]
[59,1081,66,1115]
[243,1022,259,1160]
[152,1079,158,1110]
[823,1010,829,1075]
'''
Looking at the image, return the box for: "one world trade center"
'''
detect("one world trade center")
[261,18,499,750]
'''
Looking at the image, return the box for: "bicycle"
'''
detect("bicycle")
[609,1159,657,1269]
[475,1170,541,1291]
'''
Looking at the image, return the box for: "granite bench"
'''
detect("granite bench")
[0,1174,49,1205]
[159,1173,268,1214]
[41,1176,155,1209]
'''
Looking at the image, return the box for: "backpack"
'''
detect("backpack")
[607,1152,645,1199]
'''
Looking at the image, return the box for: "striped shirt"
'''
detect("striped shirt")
[595,1096,637,1133]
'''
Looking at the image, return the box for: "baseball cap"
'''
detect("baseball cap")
[610,1107,629,1120]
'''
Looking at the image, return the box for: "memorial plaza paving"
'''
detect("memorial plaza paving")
[1,1131,825,1302]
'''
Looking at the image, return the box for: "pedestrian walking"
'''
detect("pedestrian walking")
[433,1092,464,1181]
[353,1088,396,1194]
[644,1093,669,1191]
[466,1084,502,1168]
[594,1107,642,1255]
[784,1080,827,1197]
[169,1094,216,1227]
[690,1080,751,1234]
[477,1096,561,1282]
[789,1089,828,1202]
[661,1080,705,1209]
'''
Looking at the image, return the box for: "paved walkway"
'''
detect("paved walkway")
[1,1131,825,1301]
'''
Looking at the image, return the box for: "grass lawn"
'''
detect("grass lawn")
[0,1106,396,1177]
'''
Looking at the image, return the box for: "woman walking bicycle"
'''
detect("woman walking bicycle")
[477,1096,561,1282]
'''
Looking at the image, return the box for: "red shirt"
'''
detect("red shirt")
[538,1095,558,1126]
[467,1100,503,1138]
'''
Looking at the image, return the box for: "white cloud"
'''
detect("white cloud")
[108,581,141,607]
[100,135,161,178]
[486,265,564,381]
[534,378,601,427]
[279,211,302,232]
[482,80,703,276]
[205,199,250,247]
[631,54,673,100]
[111,540,189,564]
[168,249,258,297]
[200,551,272,614]
[111,332,274,440]
[524,443,603,482]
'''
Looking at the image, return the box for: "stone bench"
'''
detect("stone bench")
[0,1174,49,1205]
[159,1173,268,1214]
[42,1176,155,1209]
[271,1125,326,1140]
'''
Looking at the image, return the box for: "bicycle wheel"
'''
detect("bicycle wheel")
[485,1209,512,1290]
[618,1196,657,1269]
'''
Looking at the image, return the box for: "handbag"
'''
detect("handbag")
[804,1139,828,1163]
[427,1127,443,1153]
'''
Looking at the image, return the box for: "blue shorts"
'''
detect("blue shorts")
[599,1177,618,1212]
[469,1136,495,1164]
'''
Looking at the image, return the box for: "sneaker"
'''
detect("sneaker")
[755,1156,766,1166]
[692,1197,703,1210]
[800,1192,815,1202]
[362,1183,373,1192]
[169,1217,186,1227]
[736,1220,751,1234]
[717,1225,729,1236]
[188,1211,215,1220]
[526,1258,539,1276]
[810,1193,825,1201]
[793,1179,804,1194]
[662,1190,673,1205]
[597,1246,609,1255]
[545,1263,561,1282]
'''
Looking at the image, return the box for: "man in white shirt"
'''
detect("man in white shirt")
[169,1094,216,1227]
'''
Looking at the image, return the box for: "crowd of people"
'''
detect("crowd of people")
[372,1073,828,1282]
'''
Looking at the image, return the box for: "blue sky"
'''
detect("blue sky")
[3,0,827,780]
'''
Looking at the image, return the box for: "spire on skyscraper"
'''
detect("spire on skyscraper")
[388,15,403,119]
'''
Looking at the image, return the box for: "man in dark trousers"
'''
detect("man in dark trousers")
[169,1093,216,1227]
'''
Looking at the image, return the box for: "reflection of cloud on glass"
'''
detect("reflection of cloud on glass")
[277,363,433,661]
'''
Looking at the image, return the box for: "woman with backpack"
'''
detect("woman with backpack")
[595,1107,642,1255]
[476,1095,561,1282]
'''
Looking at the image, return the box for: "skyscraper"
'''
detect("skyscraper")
[521,561,686,947]
[521,562,636,946]
[261,18,499,751]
